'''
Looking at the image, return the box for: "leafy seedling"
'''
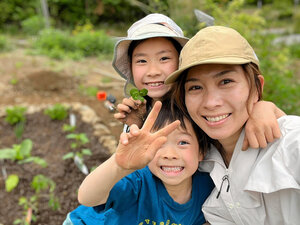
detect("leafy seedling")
[130,88,148,102]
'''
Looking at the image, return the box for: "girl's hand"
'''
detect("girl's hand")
[115,101,180,170]
[243,101,284,150]
[114,97,147,128]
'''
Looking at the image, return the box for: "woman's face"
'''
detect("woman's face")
[184,64,256,148]
[131,37,179,101]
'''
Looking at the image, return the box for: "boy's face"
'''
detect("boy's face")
[148,118,202,190]
[131,37,179,101]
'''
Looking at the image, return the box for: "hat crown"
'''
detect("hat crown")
[128,13,184,38]
[179,26,259,69]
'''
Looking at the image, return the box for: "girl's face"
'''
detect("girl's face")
[148,118,202,191]
[131,37,179,101]
[184,64,257,149]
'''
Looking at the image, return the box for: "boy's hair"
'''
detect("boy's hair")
[152,92,210,156]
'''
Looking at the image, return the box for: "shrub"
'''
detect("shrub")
[21,15,46,35]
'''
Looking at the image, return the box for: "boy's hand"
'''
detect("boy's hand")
[114,97,147,128]
[115,101,180,170]
[243,101,282,150]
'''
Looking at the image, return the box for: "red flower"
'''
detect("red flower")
[97,91,107,101]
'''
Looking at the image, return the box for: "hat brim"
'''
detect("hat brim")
[165,57,257,84]
[112,34,189,83]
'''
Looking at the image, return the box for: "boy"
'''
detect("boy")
[64,97,214,225]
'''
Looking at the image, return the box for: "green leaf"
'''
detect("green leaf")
[129,88,139,96]
[82,149,92,155]
[0,148,16,160]
[5,174,19,192]
[62,152,74,160]
[19,139,33,158]
[139,88,148,96]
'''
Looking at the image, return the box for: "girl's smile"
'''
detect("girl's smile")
[131,37,179,100]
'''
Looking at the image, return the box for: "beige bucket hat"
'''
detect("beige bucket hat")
[165,26,259,84]
[112,13,189,96]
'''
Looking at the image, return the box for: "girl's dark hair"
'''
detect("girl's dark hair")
[152,91,210,156]
[128,37,182,63]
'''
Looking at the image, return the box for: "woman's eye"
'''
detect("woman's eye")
[221,79,233,85]
[188,85,202,91]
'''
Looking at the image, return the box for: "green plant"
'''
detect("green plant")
[0,139,47,167]
[62,124,76,133]
[14,196,38,225]
[0,35,11,52]
[130,88,148,102]
[63,132,92,174]
[5,106,27,125]
[21,15,46,35]
[63,133,91,160]
[14,174,60,224]
[44,104,68,120]
[5,174,19,192]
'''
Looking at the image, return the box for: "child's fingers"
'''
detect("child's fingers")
[123,98,138,110]
[265,126,275,143]
[244,131,259,149]
[242,138,249,151]
[119,132,129,145]
[117,103,131,114]
[129,124,140,136]
[142,101,162,131]
[272,123,281,139]
[114,112,126,119]
[146,136,168,160]
[154,120,180,138]
[255,130,268,149]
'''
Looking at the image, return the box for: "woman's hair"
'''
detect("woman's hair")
[153,91,210,156]
[170,63,264,155]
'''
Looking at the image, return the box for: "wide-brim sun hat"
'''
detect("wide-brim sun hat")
[165,26,260,84]
[112,13,189,96]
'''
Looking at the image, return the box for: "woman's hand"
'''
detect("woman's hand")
[114,97,147,128]
[243,101,284,150]
[115,101,180,170]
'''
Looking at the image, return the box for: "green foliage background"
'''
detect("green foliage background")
[0,0,299,115]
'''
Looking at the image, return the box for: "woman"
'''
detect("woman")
[166,26,300,224]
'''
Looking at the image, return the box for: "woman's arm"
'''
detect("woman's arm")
[243,101,286,150]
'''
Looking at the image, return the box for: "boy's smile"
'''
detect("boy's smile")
[148,118,202,203]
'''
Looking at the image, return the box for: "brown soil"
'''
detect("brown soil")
[0,49,126,225]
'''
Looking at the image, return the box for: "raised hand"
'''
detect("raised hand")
[115,101,180,170]
[114,97,147,128]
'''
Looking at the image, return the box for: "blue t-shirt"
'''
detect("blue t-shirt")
[64,166,214,225]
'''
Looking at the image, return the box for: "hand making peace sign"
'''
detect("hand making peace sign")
[115,101,180,170]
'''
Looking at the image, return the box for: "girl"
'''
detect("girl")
[113,13,285,150]
[167,25,300,224]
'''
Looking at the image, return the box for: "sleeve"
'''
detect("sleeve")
[245,115,300,193]
[105,169,143,212]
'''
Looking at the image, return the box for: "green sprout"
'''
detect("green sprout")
[130,88,148,102]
